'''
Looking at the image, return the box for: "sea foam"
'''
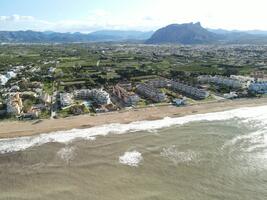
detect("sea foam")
[57,146,76,163]
[161,145,198,164]
[0,105,267,154]
[119,151,143,167]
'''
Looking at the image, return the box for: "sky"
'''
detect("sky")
[1,0,267,32]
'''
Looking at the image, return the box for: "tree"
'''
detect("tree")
[223,68,238,77]
[23,99,33,113]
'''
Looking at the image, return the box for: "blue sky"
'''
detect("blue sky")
[0,0,148,21]
[1,0,267,32]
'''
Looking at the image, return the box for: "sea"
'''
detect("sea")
[0,105,267,200]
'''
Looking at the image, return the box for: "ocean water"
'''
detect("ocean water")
[0,106,267,200]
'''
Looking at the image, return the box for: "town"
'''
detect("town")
[0,43,267,120]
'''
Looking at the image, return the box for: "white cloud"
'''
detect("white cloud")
[0,14,35,22]
[0,15,52,32]
[140,0,267,30]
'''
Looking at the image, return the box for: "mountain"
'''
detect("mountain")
[2,24,267,44]
[0,30,153,43]
[146,22,220,44]
[208,29,267,44]
[89,30,154,41]
[146,22,267,45]
[209,28,267,36]
[0,31,88,43]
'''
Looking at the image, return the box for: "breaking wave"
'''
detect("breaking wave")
[57,146,76,164]
[0,105,267,154]
[161,145,198,164]
[119,151,143,167]
[223,128,267,152]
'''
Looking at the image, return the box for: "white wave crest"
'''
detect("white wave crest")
[0,105,267,154]
[161,145,198,164]
[223,128,267,152]
[57,146,76,163]
[119,150,143,167]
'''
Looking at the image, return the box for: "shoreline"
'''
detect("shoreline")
[0,98,266,139]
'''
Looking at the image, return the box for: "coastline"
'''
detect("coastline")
[0,98,266,139]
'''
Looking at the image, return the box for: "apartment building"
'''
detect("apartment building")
[136,83,166,102]
[149,79,209,100]
[60,93,74,107]
[249,82,267,94]
[6,93,23,115]
[169,80,209,99]
[197,75,244,89]
[74,89,111,105]
[113,84,140,106]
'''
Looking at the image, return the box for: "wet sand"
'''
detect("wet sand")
[0,98,266,139]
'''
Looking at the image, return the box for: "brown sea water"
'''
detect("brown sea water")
[0,106,267,200]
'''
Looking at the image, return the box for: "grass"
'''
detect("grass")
[58,108,70,118]
[43,82,53,95]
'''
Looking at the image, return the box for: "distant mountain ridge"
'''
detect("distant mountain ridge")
[1,23,267,44]
[0,30,153,43]
[208,28,267,36]
[89,30,154,41]
[146,22,267,45]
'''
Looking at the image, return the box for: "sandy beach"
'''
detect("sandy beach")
[0,98,266,139]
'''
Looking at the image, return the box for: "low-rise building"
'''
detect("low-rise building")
[117,83,133,91]
[223,92,238,99]
[136,83,166,102]
[18,111,39,120]
[41,93,52,105]
[0,74,8,86]
[6,93,23,115]
[9,85,20,92]
[172,98,187,106]
[252,71,267,82]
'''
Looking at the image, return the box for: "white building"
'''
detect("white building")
[169,80,209,99]
[60,93,74,107]
[230,75,255,88]
[6,93,23,115]
[149,79,209,100]
[74,89,111,105]
[0,75,8,86]
[223,92,238,99]
[197,75,245,89]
